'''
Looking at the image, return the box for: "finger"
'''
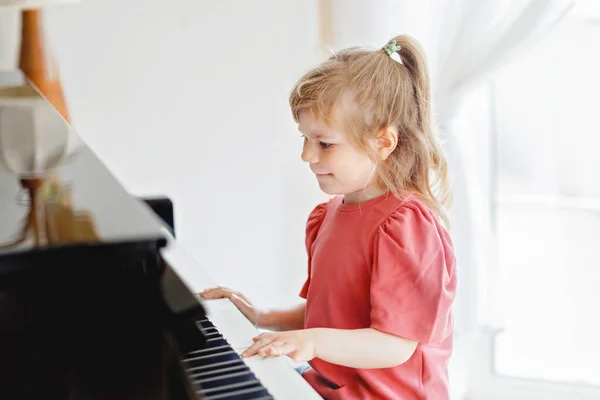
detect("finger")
[200,285,230,294]
[258,340,284,357]
[200,286,226,295]
[230,293,251,308]
[230,295,258,322]
[199,286,224,294]
[199,287,220,298]
[289,350,299,362]
[259,341,284,357]
[232,291,252,305]
[200,288,233,299]
[252,332,271,342]
[260,342,295,358]
[200,291,223,299]
[241,335,278,358]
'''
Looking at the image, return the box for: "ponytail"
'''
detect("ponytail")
[382,35,452,226]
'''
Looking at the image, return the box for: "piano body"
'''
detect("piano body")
[0,70,322,400]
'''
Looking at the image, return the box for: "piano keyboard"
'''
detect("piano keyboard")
[160,230,322,400]
[183,317,274,399]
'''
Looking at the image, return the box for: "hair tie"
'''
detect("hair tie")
[382,40,402,64]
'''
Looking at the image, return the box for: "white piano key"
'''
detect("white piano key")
[200,298,258,351]
[244,355,322,400]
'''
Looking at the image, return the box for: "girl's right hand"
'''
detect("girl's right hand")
[199,286,264,327]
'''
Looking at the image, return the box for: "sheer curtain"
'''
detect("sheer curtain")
[427,0,574,334]
[323,0,574,336]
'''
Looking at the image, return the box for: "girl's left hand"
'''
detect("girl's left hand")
[241,329,319,362]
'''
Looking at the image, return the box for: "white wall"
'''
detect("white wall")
[0,0,326,308]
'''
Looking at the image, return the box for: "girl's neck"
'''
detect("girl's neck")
[343,185,388,205]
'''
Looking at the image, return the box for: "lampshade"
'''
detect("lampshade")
[0,0,79,8]
[0,84,79,178]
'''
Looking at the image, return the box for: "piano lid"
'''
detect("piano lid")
[0,70,167,259]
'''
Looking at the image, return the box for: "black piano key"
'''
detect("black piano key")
[189,363,248,379]
[195,369,256,389]
[204,337,229,347]
[184,345,234,357]
[203,386,272,400]
[197,379,262,396]
[187,358,243,373]
[193,365,263,397]
[182,316,274,400]
[184,350,240,369]
[200,326,219,335]
[197,319,216,329]
[188,337,228,351]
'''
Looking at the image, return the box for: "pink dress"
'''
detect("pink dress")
[299,194,457,400]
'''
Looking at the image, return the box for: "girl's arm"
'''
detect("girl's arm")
[200,286,305,331]
[259,302,306,331]
[312,328,417,368]
[243,327,417,369]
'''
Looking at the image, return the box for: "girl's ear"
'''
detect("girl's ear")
[376,126,398,161]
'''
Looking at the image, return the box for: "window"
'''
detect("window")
[489,9,600,394]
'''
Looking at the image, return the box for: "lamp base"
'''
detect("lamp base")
[19,8,70,122]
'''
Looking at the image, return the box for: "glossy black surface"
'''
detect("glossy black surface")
[0,70,207,399]
[0,70,170,260]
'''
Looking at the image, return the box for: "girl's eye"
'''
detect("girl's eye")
[299,134,333,149]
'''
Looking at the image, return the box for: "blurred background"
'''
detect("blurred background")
[1,0,598,399]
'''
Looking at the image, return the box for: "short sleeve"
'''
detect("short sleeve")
[370,203,456,343]
[299,202,328,299]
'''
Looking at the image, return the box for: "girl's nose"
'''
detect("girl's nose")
[301,141,319,164]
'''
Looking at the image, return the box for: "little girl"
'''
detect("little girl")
[201,34,456,400]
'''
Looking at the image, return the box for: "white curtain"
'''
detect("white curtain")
[324,0,574,335]
[428,0,575,334]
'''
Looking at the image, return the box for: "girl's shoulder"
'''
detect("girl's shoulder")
[304,199,330,250]
[307,200,328,224]
[305,195,346,229]
[384,195,435,226]
[378,195,454,255]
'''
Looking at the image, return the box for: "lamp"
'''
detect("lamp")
[0,0,79,122]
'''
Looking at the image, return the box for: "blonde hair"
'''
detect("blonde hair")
[289,34,451,226]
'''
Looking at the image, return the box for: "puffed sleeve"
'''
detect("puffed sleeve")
[369,203,457,343]
[299,202,328,299]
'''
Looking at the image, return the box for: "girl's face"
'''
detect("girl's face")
[298,110,385,204]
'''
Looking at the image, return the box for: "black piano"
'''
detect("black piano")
[0,70,275,400]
